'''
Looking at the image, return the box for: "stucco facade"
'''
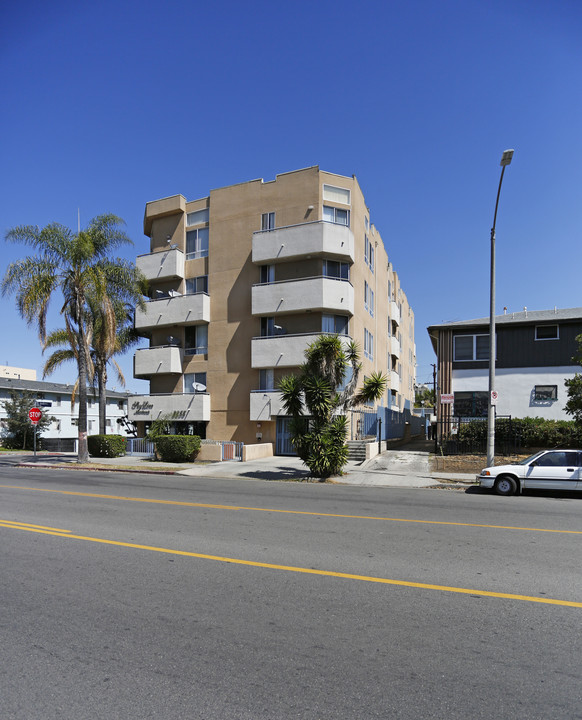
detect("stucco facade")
[131,166,416,450]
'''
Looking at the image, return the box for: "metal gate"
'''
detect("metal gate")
[276,417,295,455]
[221,441,243,461]
[350,409,378,440]
[126,438,155,456]
[436,416,520,455]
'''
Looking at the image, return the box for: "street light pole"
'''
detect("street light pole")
[487,149,514,468]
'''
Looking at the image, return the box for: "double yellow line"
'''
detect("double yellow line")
[1,516,581,609]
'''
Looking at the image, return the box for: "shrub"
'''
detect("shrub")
[154,435,201,463]
[88,434,127,458]
[457,417,582,449]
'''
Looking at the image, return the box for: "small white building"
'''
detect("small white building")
[0,371,135,450]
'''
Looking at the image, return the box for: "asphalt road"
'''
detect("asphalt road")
[1,465,582,719]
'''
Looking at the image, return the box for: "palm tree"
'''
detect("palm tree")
[43,301,141,435]
[279,334,387,478]
[2,214,145,462]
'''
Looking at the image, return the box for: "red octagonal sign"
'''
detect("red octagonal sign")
[29,407,42,424]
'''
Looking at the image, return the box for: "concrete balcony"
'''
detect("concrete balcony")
[389,301,401,326]
[390,371,400,392]
[252,277,354,317]
[249,391,288,421]
[389,336,401,358]
[252,221,354,264]
[135,293,210,331]
[128,393,210,423]
[137,248,184,282]
[251,332,351,369]
[134,346,183,377]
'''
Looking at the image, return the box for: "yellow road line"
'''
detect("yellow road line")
[1,484,581,535]
[0,519,71,532]
[0,520,580,608]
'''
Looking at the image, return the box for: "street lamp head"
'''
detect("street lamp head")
[500,149,514,166]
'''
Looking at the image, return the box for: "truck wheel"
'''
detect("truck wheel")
[494,475,517,496]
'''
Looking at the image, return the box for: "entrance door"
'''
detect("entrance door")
[276,417,295,455]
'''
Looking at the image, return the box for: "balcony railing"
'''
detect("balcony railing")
[135,292,210,331]
[252,221,354,264]
[137,247,184,282]
[134,346,182,377]
[249,390,287,421]
[390,370,400,392]
[389,301,401,326]
[252,276,354,317]
[389,335,401,358]
[251,332,352,369]
[128,393,210,423]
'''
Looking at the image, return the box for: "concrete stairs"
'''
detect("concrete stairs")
[346,440,370,463]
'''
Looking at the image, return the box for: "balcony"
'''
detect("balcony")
[135,293,210,331]
[251,332,351,369]
[249,391,288,421]
[389,336,401,358]
[389,301,401,326]
[252,277,354,317]
[390,371,400,392]
[127,393,210,423]
[137,248,184,282]
[134,346,182,377]
[252,221,354,264]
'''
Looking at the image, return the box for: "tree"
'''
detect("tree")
[564,333,582,425]
[1,390,54,450]
[414,386,435,408]
[43,297,143,435]
[2,215,145,462]
[278,334,387,479]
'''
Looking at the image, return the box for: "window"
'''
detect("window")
[88,420,94,431]
[535,451,579,467]
[187,208,209,226]
[534,385,557,400]
[118,400,124,410]
[186,227,209,260]
[323,184,350,205]
[106,419,112,428]
[535,324,559,340]
[261,212,275,231]
[453,334,490,361]
[185,275,208,294]
[184,372,207,393]
[364,282,374,317]
[365,216,369,231]
[261,317,275,336]
[259,369,274,391]
[55,395,61,407]
[453,391,488,417]
[322,314,348,334]
[323,205,349,226]
[37,392,45,399]
[185,325,208,355]
[260,265,274,284]
[323,259,349,280]
[364,329,374,360]
[365,236,374,272]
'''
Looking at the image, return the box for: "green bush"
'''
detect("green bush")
[154,435,201,462]
[88,434,127,458]
[457,417,582,449]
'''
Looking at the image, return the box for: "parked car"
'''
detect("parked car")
[478,450,582,496]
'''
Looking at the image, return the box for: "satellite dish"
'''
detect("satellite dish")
[193,382,206,392]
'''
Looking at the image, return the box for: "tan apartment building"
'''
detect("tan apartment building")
[129,166,416,452]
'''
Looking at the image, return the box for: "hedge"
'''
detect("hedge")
[458,417,582,448]
[88,434,127,458]
[154,435,201,462]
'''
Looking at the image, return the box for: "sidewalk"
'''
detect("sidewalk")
[11,450,476,488]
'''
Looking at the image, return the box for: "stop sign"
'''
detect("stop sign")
[29,407,42,424]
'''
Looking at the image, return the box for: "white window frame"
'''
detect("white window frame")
[323,205,350,226]
[261,212,275,231]
[184,325,208,356]
[186,208,209,227]
[184,372,207,393]
[185,275,208,294]
[186,227,209,260]
[322,184,351,205]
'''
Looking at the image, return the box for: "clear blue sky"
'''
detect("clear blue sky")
[1,0,581,392]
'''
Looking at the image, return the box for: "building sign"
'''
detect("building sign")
[131,400,154,416]
[440,394,454,405]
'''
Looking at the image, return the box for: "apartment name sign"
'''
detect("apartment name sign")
[131,400,154,416]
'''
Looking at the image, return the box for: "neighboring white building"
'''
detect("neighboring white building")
[428,307,582,424]
[0,365,37,381]
[0,370,134,449]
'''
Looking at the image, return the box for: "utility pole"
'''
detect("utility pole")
[432,363,437,453]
